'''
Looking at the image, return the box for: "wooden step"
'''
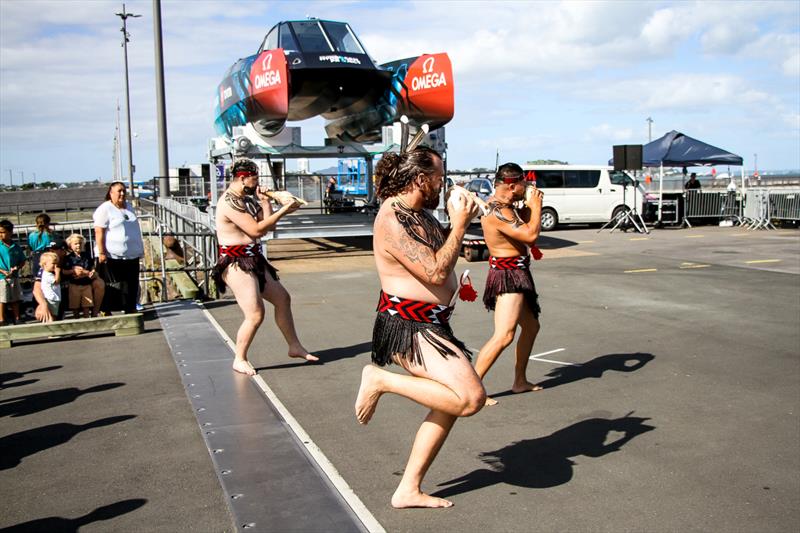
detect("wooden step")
[0,313,144,349]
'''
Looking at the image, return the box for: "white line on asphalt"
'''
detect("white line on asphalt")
[529,348,579,366]
[531,348,566,358]
[531,356,580,366]
[201,306,386,533]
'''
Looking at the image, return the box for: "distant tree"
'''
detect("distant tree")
[526,159,568,165]
[21,183,36,190]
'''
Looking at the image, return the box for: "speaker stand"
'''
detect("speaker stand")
[598,171,649,234]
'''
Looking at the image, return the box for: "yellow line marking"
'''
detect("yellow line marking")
[624,268,658,273]
[680,264,711,269]
[733,233,751,236]
[685,235,705,238]
[629,237,649,241]
[745,259,782,264]
[577,240,595,244]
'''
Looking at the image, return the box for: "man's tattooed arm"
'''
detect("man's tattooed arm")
[383,208,466,285]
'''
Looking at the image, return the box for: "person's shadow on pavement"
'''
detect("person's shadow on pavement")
[1,498,147,532]
[0,383,125,418]
[0,365,62,390]
[536,352,654,389]
[256,341,371,370]
[0,415,137,470]
[490,352,654,399]
[433,412,655,498]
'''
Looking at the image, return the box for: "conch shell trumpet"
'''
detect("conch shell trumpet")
[446,185,490,216]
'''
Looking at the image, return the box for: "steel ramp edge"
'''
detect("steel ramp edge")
[155,300,374,533]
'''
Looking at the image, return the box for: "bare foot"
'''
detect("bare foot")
[391,489,453,509]
[289,351,319,362]
[511,381,543,394]
[355,365,383,425]
[289,343,319,362]
[232,359,256,376]
[485,396,499,406]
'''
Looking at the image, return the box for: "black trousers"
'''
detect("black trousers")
[99,258,140,313]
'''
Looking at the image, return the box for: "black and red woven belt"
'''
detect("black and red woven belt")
[218,243,262,258]
[489,255,530,270]
[377,291,453,325]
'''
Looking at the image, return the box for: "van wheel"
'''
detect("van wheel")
[540,208,558,231]
[612,205,631,225]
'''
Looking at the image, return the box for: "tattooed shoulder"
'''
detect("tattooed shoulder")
[224,191,246,213]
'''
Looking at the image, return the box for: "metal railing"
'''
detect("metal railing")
[142,198,218,299]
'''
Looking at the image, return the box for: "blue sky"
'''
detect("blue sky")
[1,0,798,183]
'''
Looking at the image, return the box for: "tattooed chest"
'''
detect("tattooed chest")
[393,202,445,250]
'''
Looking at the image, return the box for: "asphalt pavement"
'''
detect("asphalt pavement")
[210,225,800,533]
[2,225,798,532]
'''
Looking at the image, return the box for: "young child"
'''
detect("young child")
[28,213,54,270]
[63,234,97,318]
[0,219,26,325]
[39,251,62,319]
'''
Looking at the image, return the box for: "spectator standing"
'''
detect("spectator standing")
[39,251,62,319]
[28,213,54,270]
[0,219,26,325]
[64,233,103,318]
[685,173,702,190]
[93,182,144,314]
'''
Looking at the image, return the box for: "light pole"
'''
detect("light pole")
[646,117,653,142]
[115,4,141,195]
[153,0,170,198]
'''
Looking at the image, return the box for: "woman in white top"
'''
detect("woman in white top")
[93,182,144,314]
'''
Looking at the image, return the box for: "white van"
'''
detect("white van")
[521,165,642,231]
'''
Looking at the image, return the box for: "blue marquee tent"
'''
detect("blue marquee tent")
[609,130,743,167]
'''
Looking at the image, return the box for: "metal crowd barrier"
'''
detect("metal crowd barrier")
[769,191,800,222]
[741,188,800,230]
[683,190,742,226]
[743,189,773,229]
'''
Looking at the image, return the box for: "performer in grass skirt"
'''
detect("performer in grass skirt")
[213,158,318,376]
[355,146,485,509]
[475,163,545,405]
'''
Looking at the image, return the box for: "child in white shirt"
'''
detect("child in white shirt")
[39,251,61,318]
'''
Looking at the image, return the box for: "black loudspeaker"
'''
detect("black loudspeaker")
[613,145,643,171]
[613,145,626,171]
[625,144,643,170]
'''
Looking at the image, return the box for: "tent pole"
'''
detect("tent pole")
[658,162,664,224]
[741,163,746,195]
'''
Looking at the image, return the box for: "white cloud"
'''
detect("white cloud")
[1,0,798,181]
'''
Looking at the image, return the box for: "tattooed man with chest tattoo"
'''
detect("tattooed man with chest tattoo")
[355,146,486,509]
[213,158,318,376]
[474,163,545,405]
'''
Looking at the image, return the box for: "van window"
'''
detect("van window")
[610,171,634,186]
[536,170,563,188]
[565,170,601,188]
